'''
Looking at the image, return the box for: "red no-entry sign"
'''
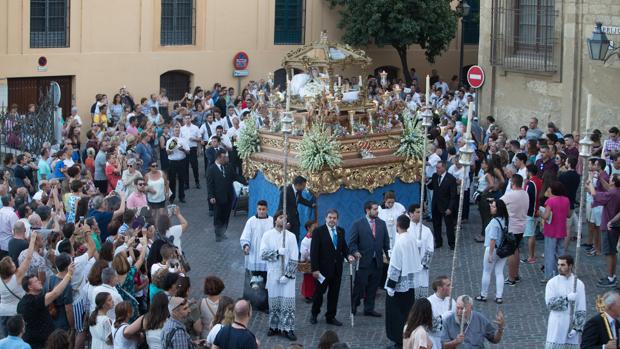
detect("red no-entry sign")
[467,65,485,89]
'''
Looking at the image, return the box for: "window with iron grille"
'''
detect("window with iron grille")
[30,0,69,48]
[160,71,192,101]
[161,0,195,46]
[274,0,305,45]
[490,0,559,73]
[463,0,480,45]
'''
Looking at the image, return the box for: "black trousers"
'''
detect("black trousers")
[352,262,381,313]
[311,271,342,320]
[168,159,186,200]
[185,147,199,187]
[432,206,456,247]
[463,189,471,220]
[94,180,108,194]
[385,289,415,346]
[213,202,232,238]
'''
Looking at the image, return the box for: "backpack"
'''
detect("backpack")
[495,218,517,258]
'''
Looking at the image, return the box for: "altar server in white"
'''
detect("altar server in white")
[240,199,273,310]
[260,211,299,341]
[384,214,422,348]
[378,191,406,249]
[408,203,434,299]
[544,254,586,349]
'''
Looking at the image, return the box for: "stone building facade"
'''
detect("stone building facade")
[478,0,620,137]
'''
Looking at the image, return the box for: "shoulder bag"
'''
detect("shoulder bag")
[495,218,517,258]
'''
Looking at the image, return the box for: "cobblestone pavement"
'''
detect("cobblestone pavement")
[177,175,608,348]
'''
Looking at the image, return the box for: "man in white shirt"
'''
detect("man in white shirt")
[0,195,18,258]
[180,115,202,189]
[214,126,232,152]
[199,114,218,145]
[448,156,470,221]
[166,124,190,203]
[226,116,242,142]
[90,267,123,320]
[427,276,456,349]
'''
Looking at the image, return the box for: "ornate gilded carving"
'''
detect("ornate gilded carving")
[244,157,421,194]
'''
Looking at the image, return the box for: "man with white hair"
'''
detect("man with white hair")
[441,294,505,349]
[582,290,620,348]
[90,267,123,320]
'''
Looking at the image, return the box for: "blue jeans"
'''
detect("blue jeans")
[544,237,565,279]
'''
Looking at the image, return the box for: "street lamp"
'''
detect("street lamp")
[458,0,471,87]
[587,22,617,63]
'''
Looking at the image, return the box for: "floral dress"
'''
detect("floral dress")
[116,266,140,321]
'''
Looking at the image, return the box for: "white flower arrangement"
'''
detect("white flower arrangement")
[395,110,425,160]
[237,117,261,159]
[297,123,343,173]
[303,79,326,99]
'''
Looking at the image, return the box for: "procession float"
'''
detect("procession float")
[240,32,425,230]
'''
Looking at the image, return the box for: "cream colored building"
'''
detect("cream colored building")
[478,0,620,136]
[0,0,477,116]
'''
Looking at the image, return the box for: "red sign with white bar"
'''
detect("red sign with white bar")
[467,65,485,89]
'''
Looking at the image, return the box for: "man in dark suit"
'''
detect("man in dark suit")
[278,176,315,242]
[204,136,222,216]
[207,149,246,242]
[430,161,458,249]
[310,209,355,326]
[348,201,390,317]
[582,290,620,349]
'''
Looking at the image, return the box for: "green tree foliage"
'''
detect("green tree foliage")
[326,0,459,84]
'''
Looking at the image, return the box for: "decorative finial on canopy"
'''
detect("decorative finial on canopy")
[320,30,328,44]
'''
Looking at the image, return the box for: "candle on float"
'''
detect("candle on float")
[466,102,473,136]
[425,75,430,108]
[586,93,592,132]
[349,110,355,134]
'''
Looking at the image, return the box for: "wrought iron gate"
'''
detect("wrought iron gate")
[0,83,57,160]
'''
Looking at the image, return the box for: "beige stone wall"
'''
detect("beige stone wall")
[478,0,620,138]
[0,0,477,117]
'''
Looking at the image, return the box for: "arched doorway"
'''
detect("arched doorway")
[160,70,193,101]
[373,65,400,82]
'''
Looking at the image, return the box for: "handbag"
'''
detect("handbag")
[495,218,517,258]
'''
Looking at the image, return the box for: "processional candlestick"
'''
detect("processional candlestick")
[280,112,294,273]
[448,103,475,311]
[568,94,593,333]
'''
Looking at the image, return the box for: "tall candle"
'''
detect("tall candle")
[359,75,363,88]
[586,93,592,132]
[286,79,291,112]
[425,75,430,108]
[338,75,342,87]
[466,102,473,136]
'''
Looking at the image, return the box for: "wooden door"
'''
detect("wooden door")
[7,76,72,115]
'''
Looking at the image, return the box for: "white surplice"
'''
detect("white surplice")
[239,215,273,272]
[378,202,406,249]
[408,221,434,298]
[544,274,586,349]
[260,227,299,331]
